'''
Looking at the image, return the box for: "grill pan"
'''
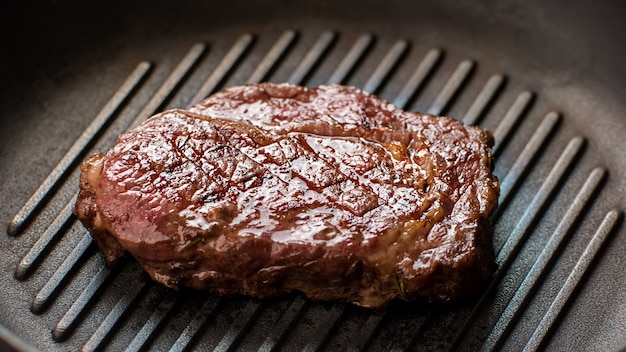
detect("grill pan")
[1,1,625,351]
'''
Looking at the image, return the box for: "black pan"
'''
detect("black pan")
[1,0,624,351]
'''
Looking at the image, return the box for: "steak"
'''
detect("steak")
[74,83,499,308]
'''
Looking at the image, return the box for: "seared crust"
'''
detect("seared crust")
[74,83,499,308]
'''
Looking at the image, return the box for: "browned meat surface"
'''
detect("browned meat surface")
[74,83,499,308]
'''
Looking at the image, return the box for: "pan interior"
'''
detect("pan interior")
[1,1,624,351]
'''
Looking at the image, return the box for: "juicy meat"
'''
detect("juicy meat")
[74,83,499,308]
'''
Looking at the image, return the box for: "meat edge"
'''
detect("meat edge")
[74,153,126,265]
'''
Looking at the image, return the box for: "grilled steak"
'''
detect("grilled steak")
[74,83,499,308]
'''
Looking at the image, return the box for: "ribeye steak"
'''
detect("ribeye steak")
[74,83,499,308]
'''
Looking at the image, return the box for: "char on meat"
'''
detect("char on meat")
[74,83,499,308]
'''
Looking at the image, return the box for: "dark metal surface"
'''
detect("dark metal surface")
[1,1,625,351]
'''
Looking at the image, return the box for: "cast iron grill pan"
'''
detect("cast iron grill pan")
[1,4,624,351]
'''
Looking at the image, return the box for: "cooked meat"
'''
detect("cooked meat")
[74,83,499,308]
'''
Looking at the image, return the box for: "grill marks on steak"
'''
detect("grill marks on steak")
[74,83,499,308]
[189,84,420,142]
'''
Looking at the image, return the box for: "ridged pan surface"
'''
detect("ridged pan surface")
[1,1,624,351]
